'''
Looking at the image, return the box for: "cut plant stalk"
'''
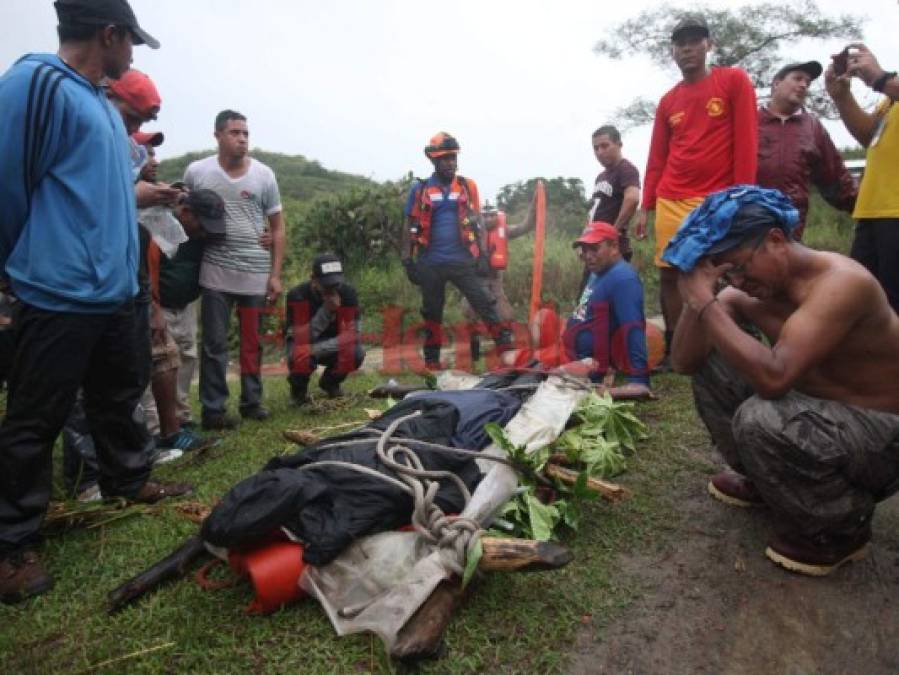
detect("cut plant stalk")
[544,463,631,502]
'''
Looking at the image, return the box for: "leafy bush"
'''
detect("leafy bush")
[292,178,411,268]
[803,188,855,254]
[497,177,589,235]
[157,149,372,202]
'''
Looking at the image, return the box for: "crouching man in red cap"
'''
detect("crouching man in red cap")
[557,222,652,397]
[516,222,652,397]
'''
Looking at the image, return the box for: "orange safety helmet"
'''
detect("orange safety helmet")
[424,132,461,160]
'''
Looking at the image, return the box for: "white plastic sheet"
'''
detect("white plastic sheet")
[140,206,188,258]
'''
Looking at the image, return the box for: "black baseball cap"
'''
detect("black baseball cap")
[773,61,823,82]
[312,253,345,288]
[54,0,160,49]
[671,15,710,41]
[185,189,225,236]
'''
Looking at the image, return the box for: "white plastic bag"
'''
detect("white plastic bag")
[140,206,188,258]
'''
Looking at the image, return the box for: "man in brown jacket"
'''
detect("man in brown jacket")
[756,61,857,239]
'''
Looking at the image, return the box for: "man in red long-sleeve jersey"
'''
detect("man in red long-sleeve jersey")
[635,15,758,364]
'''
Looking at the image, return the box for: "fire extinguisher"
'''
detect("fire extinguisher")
[487,210,509,270]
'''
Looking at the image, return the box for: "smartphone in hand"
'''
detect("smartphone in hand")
[832,49,849,76]
[831,48,857,76]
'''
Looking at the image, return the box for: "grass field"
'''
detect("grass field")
[0,202,856,673]
[0,373,709,674]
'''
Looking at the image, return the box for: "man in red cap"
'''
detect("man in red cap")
[133,130,164,181]
[561,221,651,396]
[108,68,160,134]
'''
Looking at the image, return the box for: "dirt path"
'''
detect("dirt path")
[569,443,899,675]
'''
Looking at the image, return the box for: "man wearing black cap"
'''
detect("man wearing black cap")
[156,189,229,429]
[141,189,227,453]
[668,186,899,577]
[53,0,160,50]
[284,254,365,404]
[636,14,757,366]
[757,61,856,239]
[0,0,190,604]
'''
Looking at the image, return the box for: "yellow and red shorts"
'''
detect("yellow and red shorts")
[654,196,704,267]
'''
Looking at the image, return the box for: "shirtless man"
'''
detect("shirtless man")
[668,186,899,577]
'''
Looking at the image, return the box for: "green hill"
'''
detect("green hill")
[157,149,374,202]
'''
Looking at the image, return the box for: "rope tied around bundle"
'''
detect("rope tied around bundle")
[300,409,516,581]
[373,411,485,577]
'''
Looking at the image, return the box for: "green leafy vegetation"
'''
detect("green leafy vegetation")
[496,176,589,235]
[157,149,372,203]
[483,393,648,542]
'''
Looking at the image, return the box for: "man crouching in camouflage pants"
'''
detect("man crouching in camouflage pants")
[666,185,899,577]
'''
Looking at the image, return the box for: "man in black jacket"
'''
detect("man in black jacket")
[285,253,365,404]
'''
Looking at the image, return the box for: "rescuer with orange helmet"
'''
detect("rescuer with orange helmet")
[402,132,512,368]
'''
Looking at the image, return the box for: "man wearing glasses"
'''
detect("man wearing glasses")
[668,186,899,577]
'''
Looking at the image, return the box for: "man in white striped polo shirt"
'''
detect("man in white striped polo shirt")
[184,110,285,429]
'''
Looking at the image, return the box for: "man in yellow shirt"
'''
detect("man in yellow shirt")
[826,43,899,312]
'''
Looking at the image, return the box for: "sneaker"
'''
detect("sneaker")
[202,413,241,431]
[157,429,220,453]
[290,394,311,406]
[130,479,194,505]
[151,448,184,465]
[319,382,343,399]
[240,405,271,421]
[76,484,103,503]
[765,528,871,576]
[0,550,53,604]
[290,385,310,406]
[707,471,765,508]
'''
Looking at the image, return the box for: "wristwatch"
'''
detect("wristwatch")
[872,70,897,93]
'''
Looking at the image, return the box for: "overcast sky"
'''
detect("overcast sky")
[2,0,896,202]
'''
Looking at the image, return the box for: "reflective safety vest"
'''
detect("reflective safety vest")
[409,176,481,257]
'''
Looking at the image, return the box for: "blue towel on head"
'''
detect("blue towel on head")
[661,185,799,272]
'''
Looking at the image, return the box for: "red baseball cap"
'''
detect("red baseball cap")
[132,130,164,147]
[573,221,619,247]
[107,69,161,120]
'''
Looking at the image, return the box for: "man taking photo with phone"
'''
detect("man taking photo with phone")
[826,43,899,313]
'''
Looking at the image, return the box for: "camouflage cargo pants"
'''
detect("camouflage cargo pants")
[692,353,899,539]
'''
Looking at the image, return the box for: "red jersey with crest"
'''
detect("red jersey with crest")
[642,66,758,209]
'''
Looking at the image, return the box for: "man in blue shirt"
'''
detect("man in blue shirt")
[0,0,190,604]
[563,221,652,397]
[402,132,512,369]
